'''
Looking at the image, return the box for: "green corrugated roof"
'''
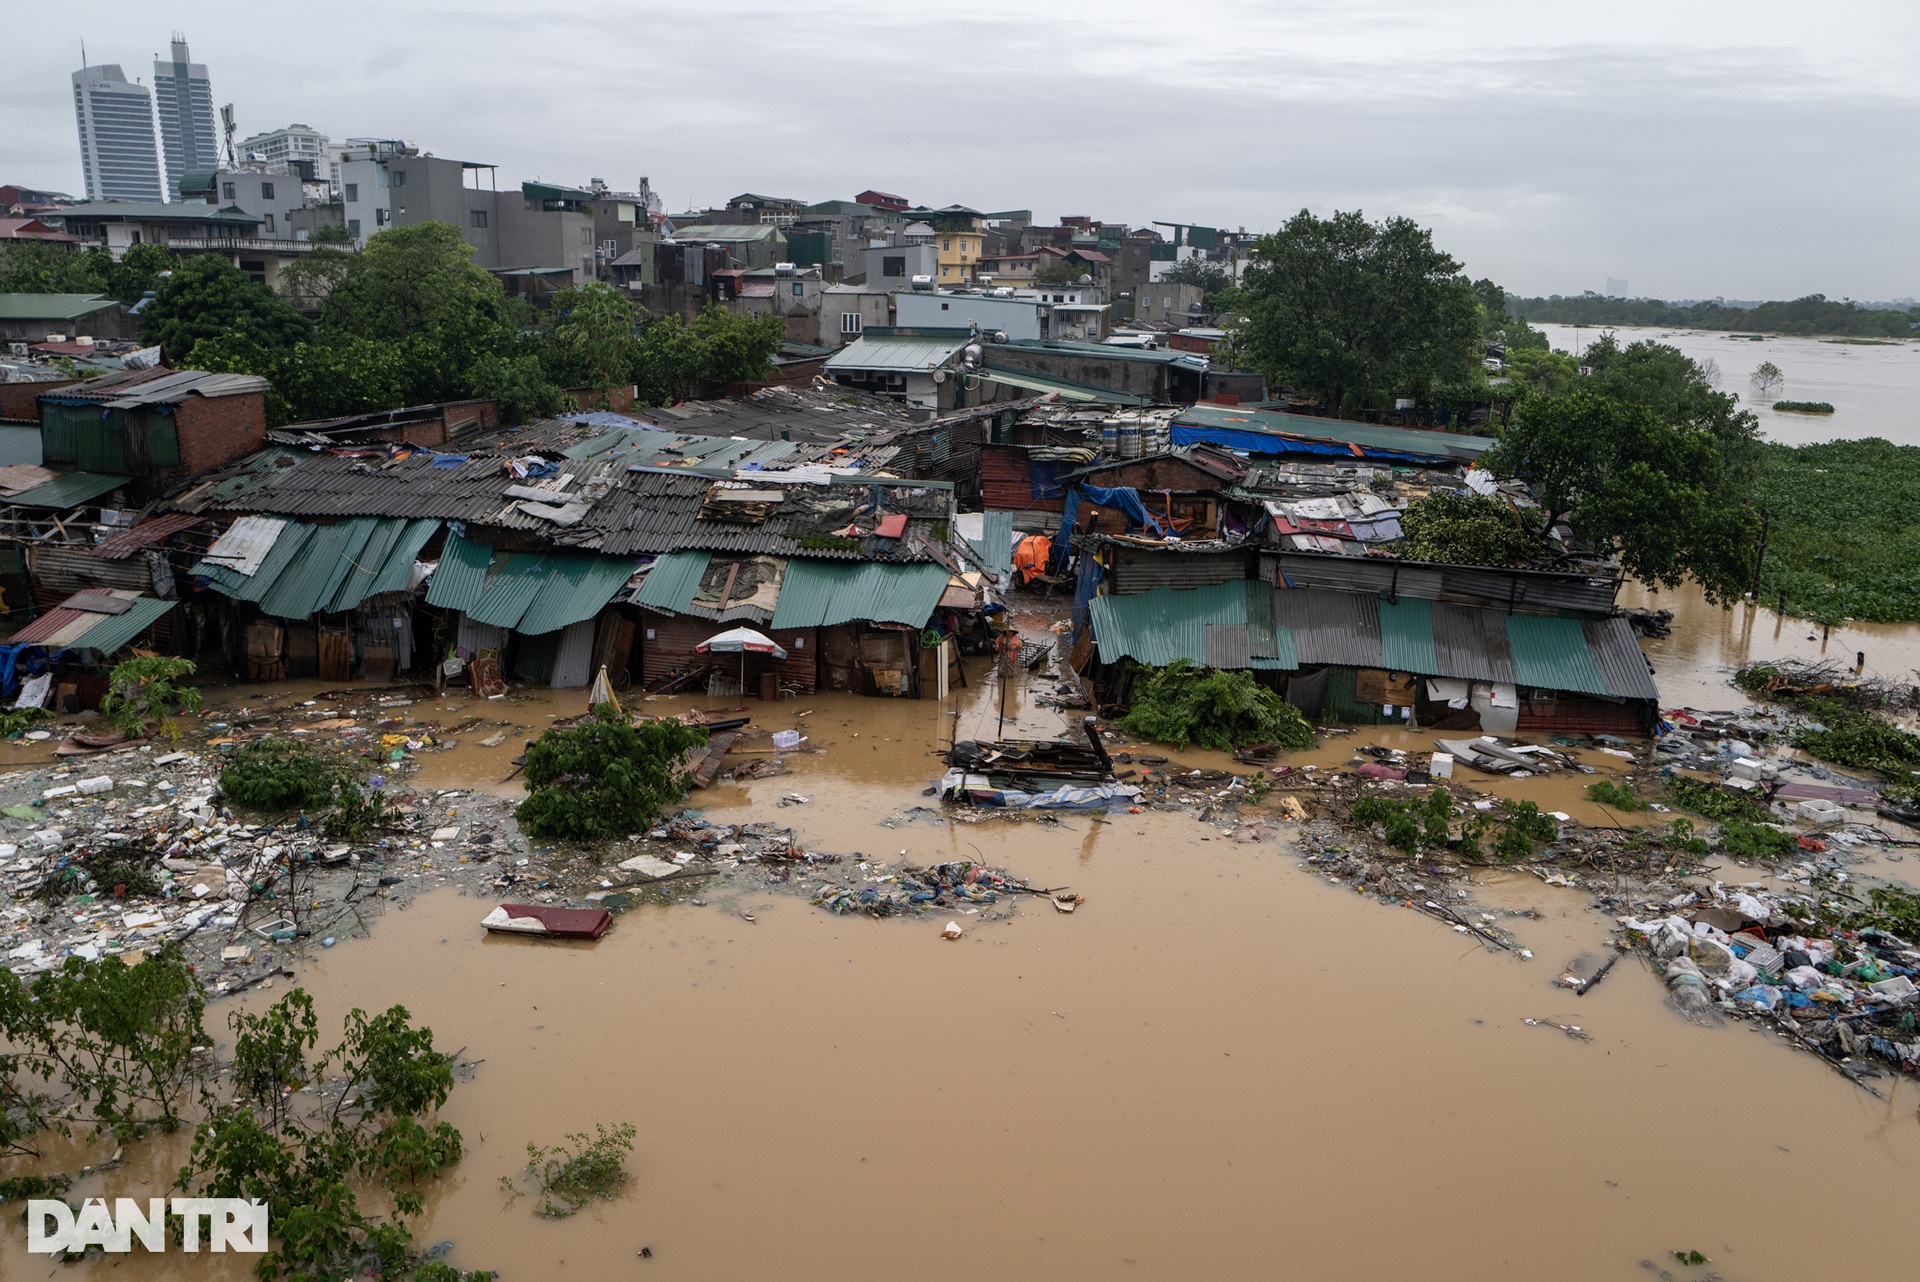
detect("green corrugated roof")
[966,512,1015,577]
[323,517,438,612]
[1089,580,1294,670]
[194,518,439,619]
[1378,596,1437,674]
[424,532,634,635]
[632,551,711,613]
[823,335,967,374]
[5,471,126,509]
[0,425,45,467]
[0,294,116,321]
[72,595,173,654]
[424,531,493,611]
[770,559,951,630]
[1505,614,1609,696]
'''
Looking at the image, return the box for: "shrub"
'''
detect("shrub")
[1585,779,1645,810]
[515,706,707,840]
[1716,819,1795,859]
[1771,401,1834,414]
[1664,774,1771,824]
[99,656,202,738]
[503,1121,637,1219]
[1119,661,1313,753]
[1396,492,1541,567]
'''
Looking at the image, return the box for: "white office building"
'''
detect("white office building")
[240,123,342,189]
[70,63,164,202]
[152,36,219,201]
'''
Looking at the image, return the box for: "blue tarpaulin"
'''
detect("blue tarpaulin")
[1170,422,1450,465]
[1052,485,1164,572]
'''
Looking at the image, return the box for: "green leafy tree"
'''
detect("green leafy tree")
[1482,388,1758,599]
[1239,209,1481,413]
[318,221,520,404]
[308,222,354,244]
[629,307,784,405]
[105,243,180,304]
[1031,256,1087,286]
[190,331,415,425]
[541,282,638,391]
[1582,333,1761,481]
[139,255,312,362]
[469,351,568,423]
[1119,660,1314,752]
[99,656,203,738]
[0,242,109,295]
[1397,492,1542,566]
[515,705,708,839]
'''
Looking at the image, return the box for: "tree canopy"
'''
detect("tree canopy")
[1238,209,1482,414]
[1482,388,1757,601]
[140,256,312,363]
[0,242,179,304]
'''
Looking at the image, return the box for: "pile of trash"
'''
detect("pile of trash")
[1625,882,1920,1092]
[811,859,1073,920]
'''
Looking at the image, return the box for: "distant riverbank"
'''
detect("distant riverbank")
[1534,324,1920,447]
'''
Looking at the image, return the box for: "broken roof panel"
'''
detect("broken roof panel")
[427,533,635,635]
[4,471,126,509]
[769,559,950,630]
[91,511,204,560]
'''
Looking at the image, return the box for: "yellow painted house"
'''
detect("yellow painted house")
[936,227,984,285]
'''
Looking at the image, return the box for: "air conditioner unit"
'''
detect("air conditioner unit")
[8,343,26,357]
[93,339,111,351]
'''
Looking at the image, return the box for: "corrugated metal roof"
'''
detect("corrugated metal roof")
[73,595,173,654]
[256,519,381,619]
[1583,617,1660,700]
[823,335,967,374]
[0,294,116,321]
[26,545,152,596]
[48,368,269,406]
[1432,601,1515,683]
[631,550,710,613]
[1090,581,1248,667]
[323,517,438,612]
[1378,596,1437,674]
[1273,588,1383,667]
[425,533,634,635]
[973,369,1152,405]
[0,427,42,468]
[423,531,492,610]
[1204,622,1249,669]
[769,560,950,629]
[1506,614,1609,696]
[11,605,96,645]
[958,511,1014,577]
[5,471,126,509]
[92,512,203,560]
[1176,403,1494,462]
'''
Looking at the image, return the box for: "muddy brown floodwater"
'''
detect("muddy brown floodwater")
[7,640,1920,1281]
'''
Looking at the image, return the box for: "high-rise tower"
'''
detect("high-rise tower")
[152,34,218,201]
[71,62,165,202]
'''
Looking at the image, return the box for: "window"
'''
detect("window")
[375,208,388,226]
[941,266,951,277]
[840,312,863,335]
[940,302,950,310]
[221,182,235,201]
[882,255,905,277]
[260,182,275,200]
[344,183,358,202]
[470,209,488,228]
[391,170,407,187]
[942,239,951,251]
[264,213,275,232]
[348,219,361,238]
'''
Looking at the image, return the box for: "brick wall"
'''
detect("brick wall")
[0,379,77,421]
[639,608,816,693]
[175,392,267,475]
[566,386,637,414]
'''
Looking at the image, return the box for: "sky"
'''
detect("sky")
[8,0,1918,301]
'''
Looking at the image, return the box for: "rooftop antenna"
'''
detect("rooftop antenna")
[221,104,238,169]
[80,40,87,69]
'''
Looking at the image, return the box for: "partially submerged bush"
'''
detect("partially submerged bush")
[1585,779,1645,811]
[502,1121,637,1219]
[1119,661,1313,753]
[1664,774,1771,824]
[99,656,202,738]
[515,705,707,840]
[1716,819,1795,859]
[1396,492,1542,567]
[220,737,392,839]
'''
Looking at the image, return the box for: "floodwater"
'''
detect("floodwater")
[1533,323,1920,447]
[7,643,1920,1281]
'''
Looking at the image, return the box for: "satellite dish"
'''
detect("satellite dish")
[932,370,948,383]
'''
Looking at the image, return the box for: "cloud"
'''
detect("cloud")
[10,1,1916,297]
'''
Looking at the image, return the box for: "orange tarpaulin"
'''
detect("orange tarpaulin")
[1012,534,1052,584]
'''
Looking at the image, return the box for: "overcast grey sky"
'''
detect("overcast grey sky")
[9,1,1917,300]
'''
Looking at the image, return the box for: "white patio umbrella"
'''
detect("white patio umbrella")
[695,627,787,693]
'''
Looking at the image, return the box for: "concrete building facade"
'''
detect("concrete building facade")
[152,37,219,202]
[70,65,164,203]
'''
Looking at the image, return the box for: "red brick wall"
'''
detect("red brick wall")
[0,380,77,421]
[442,398,501,434]
[175,392,266,475]
[639,608,816,693]
[379,420,450,448]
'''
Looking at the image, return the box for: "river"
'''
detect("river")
[1532,323,1920,447]
[4,642,1918,1282]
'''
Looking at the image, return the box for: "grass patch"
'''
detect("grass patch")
[1752,438,1920,622]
